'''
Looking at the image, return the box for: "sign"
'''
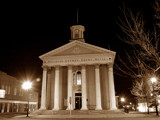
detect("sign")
[0,89,5,98]
[43,54,113,66]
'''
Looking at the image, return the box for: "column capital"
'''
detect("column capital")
[47,67,52,74]
[55,66,60,70]
[108,64,113,68]
[81,65,86,69]
[42,66,48,71]
[68,65,72,69]
[95,64,100,68]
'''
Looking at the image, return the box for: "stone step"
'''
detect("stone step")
[31,109,123,115]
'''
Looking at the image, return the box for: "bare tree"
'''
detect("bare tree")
[116,1,160,79]
[154,0,160,30]
[115,1,160,113]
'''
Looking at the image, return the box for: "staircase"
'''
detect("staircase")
[31,109,123,115]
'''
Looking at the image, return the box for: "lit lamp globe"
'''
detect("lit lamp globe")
[151,77,157,84]
[22,81,32,90]
[121,97,125,102]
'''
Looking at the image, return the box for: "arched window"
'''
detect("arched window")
[76,71,81,85]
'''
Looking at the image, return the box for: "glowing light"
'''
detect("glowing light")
[36,78,40,82]
[137,104,147,112]
[151,77,157,83]
[137,103,148,112]
[126,105,130,108]
[22,81,32,90]
[150,93,153,96]
[0,89,5,98]
[121,97,125,102]
[150,108,154,112]
[158,100,160,103]
[129,102,132,105]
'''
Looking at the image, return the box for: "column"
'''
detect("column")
[7,103,10,112]
[108,64,117,110]
[81,65,88,110]
[67,66,73,110]
[39,66,47,110]
[1,103,5,113]
[16,104,19,112]
[95,64,102,110]
[53,66,60,110]
[46,68,51,109]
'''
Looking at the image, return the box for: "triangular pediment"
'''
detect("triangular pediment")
[39,40,116,59]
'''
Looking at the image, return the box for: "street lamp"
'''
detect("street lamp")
[150,77,159,116]
[22,81,32,117]
[120,97,125,108]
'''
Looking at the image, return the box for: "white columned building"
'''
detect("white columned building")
[39,24,117,111]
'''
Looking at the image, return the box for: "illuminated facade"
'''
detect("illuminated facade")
[0,71,38,113]
[39,25,117,111]
[137,96,160,112]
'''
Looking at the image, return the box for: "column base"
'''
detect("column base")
[39,107,46,110]
[95,108,102,110]
[66,107,73,110]
[109,107,117,110]
[52,108,60,111]
[81,107,88,110]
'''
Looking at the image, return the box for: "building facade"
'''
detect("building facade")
[39,25,117,110]
[137,96,160,112]
[0,71,38,113]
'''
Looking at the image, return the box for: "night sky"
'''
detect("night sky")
[0,0,156,103]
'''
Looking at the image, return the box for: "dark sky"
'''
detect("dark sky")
[0,0,156,103]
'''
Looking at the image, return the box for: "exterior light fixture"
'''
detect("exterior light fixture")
[22,81,32,117]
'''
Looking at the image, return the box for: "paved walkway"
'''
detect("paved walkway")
[0,110,159,120]
[11,111,159,119]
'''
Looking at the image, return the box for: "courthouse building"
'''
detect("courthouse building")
[39,25,117,110]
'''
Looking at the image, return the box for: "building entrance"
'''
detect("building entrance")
[75,93,82,110]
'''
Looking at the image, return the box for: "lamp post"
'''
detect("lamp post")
[22,81,32,117]
[150,77,159,116]
[120,97,125,108]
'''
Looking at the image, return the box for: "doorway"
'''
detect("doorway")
[75,93,82,110]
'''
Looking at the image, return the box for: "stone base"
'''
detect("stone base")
[30,109,122,115]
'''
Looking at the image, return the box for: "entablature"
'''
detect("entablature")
[42,54,114,66]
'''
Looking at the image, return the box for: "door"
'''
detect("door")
[75,93,82,110]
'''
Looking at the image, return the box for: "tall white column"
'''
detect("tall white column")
[81,65,88,110]
[108,64,117,110]
[16,104,19,112]
[40,66,47,110]
[7,103,10,112]
[67,66,73,110]
[53,66,60,110]
[1,103,5,113]
[95,64,102,110]
[46,68,51,109]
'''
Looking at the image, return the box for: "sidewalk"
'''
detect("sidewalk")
[1,110,159,119]
[12,111,159,119]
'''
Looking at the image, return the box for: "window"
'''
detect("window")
[1,84,4,89]
[14,88,17,95]
[8,86,10,94]
[5,85,8,94]
[76,71,81,85]
[75,34,79,39]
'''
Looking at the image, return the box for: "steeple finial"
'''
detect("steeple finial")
[77,8,78,24]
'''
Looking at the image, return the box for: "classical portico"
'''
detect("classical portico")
[39,25,117,111]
